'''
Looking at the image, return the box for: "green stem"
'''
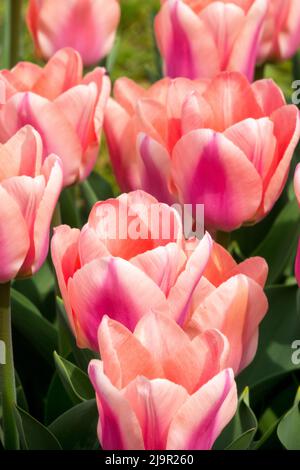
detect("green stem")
[0,282,19,450]
[3,0,23,68]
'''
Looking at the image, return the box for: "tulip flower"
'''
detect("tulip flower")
[88,313,238,450]
[52,190,268,374]
[294,164,300,286]
[155,0,268,81]
[0,125,63,283]
[0,48,111,186]
[259,0,300,62]
[105,72,300,231]
[26,0,121,67]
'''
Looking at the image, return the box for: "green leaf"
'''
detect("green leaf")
[214,387,257,450]
[11,288,58,364]
[81,172,114,211]
[60,186,81,228]
[15,406,61,450]
[54,352,94,404]
[49,400,99,450]
[56,297,96,371]
[15,372,28,412]
[252,199,300,284]
[45,373,74,426]
[277,388,300,450]
[238,285,300,389]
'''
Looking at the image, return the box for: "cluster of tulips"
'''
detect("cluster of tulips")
[0,0,300,451]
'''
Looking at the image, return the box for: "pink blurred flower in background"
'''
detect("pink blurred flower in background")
[26,0,121,66]
[0,125,63,283]
[51,190,268,375]
[89,313,237,450]
[294,164,300,287]
[104,72,300,232]
[259,0,300,62]
[0,48,110,186]
[155,0,268,80]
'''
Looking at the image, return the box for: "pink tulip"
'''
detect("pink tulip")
[184,240,269,373]
[88,313,237,450]
[51,190,268,374]
[0,48,111,186]
[294,164,300,286]
[259,0,300,62]
[155,0,268,81]
[26,0,121,66]
[105,72,300,231]
[51,190,213,350]
[0,125,63,283]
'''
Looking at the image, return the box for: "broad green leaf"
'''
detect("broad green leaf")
[81,172,114,211]
[13,261,56,317]
[252,199,300,284]
[60,186,81,228]
[277,388,300,450]
[49,400,99,450]
[45,373,74,426]
[238,285,300,389]
[15,406,61,450]
[54,352,94,404]
[226,429,257,450]
[16,372,28,412]
[11,288,58,364]
[214,388,257,450]
[56,297,96,371]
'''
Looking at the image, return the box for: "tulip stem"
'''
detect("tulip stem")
[3,0,23,68]
[0,282,19,450]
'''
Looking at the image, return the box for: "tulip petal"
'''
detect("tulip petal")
[68,257,168,349]
[294,163,300,206]
[172,129,263,231]
[0,185,30,282]
[192,329,230,387]
[0,125,42,179]
[31,154,63,274]
[88,360,144,450]
[137,134,174,205]
[295,239,300,287]
[167,232,212,325]
[51,225,81,332]
[134,312,203,394]
[98,316,161,389]
[167,369,237,450]
[155,0,219,79]
[104,98,139,190]
[124,376,188,450]
[31,0,120,66]
[228,0,268,81]
[202,72,262,131]
[114,78,146,115]
[224,118,277,184]
[32,48,83,100]
[251,79,286,115]
[1,175,45,277]
[0,92,83,186]
[263,105,300,215]
[131,243,186,296]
